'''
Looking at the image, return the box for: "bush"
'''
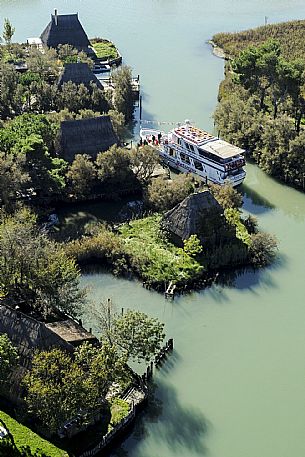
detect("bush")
[249,232,278,267]
[145,174,194,211]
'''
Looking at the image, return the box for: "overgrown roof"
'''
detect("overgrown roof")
[0,303,97,370]
[59,115,119,162]
[40,13,90,49]
[58,62,103,89]
[162,191,223,242]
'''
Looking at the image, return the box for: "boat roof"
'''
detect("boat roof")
[201,139,245,159]
[174,125,215,145]
[173,124,244,158]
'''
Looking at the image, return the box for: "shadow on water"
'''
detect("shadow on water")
[214,252,287,294]
[241,182,275,215]
[113,352,209,456]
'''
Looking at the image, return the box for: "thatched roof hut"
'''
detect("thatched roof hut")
[41,11,91,51]
[162,191,223,245]
[59,115,119,162]
[0,303,97,370]
[58,62,103,90]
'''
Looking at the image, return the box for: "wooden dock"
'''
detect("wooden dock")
[165,281,176,299]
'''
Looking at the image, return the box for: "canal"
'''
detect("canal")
[1,1,305,456]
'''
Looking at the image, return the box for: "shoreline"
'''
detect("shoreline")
[207,40,226,59]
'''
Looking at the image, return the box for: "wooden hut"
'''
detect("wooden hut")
[59,115,119,162]
[40,10,92,55]
[0,303,98,370]
[0,302,98,400]
[58,62,103,89]
[162,191,224,247]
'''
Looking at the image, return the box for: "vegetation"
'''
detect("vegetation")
[0,334,18,388]
[24,343,129,434]
[0,208,85,317]
[213,20,305,61]
[119,215,204,283]
[0,411,67,456]
[91,38,119,61]
[108,398,130,432]
[213,34,305,189]
[145,174,195,211]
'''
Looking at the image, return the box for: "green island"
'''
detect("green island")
[90,38,119,61]
[212,20,305,190]
[0,9,281,457]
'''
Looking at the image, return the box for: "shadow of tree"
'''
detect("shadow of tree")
[114,379,209,456]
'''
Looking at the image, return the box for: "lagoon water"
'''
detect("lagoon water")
[1,1,305,456]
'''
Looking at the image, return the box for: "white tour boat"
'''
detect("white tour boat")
[140,120,246,186]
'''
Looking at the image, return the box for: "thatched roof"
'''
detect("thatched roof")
[59,115,119,162]
[46,320,97,346]
[0,304,97,369]
[41,13,90,50]
[58,62,103,89]
[162,191,223,242]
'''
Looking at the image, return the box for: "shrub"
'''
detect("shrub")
[249,232,278,267]
[145,174,194,211]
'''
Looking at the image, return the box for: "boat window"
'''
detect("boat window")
[180,153,190,164]
[198,148,222,163]
[189,144,195,152]
[169,148,175,157]
[193,160,203,171]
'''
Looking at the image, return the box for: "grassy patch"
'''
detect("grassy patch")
[0,411,67,457]
[91,40,119,60]
[118,215,204,283]
[108,398,130,432]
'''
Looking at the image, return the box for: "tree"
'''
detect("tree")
[96,145,136,187]
[145,174,194,211]
[67,154,97,197]
[92,300,165,362]
[0,334,18,386]
[108,109,126,140]
[24,343,129,433]
[130,146,160,184]
[249,232,278,266]
[112,65,134,122]
[2,19,15,46]
[113,310,165,362]
[209,183,243,209]
[0,153,29,211]
[0,209,85,317]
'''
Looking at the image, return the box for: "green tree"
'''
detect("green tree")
[67,154,97,197]
[108,109,126,140]
[113,310,165,362]
[0,153,29,211]
[0,209,85,317]
[249,232,278,267]
[209,183,242,209]
[130,146,160,184]
[24,343,129,433]
[112,65,134,122]
[145,174,194,211]
[2,19,15,46]
[0,334,18,386]
[96,145,135,187]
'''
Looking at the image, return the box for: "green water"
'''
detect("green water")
[1,1,305,456]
